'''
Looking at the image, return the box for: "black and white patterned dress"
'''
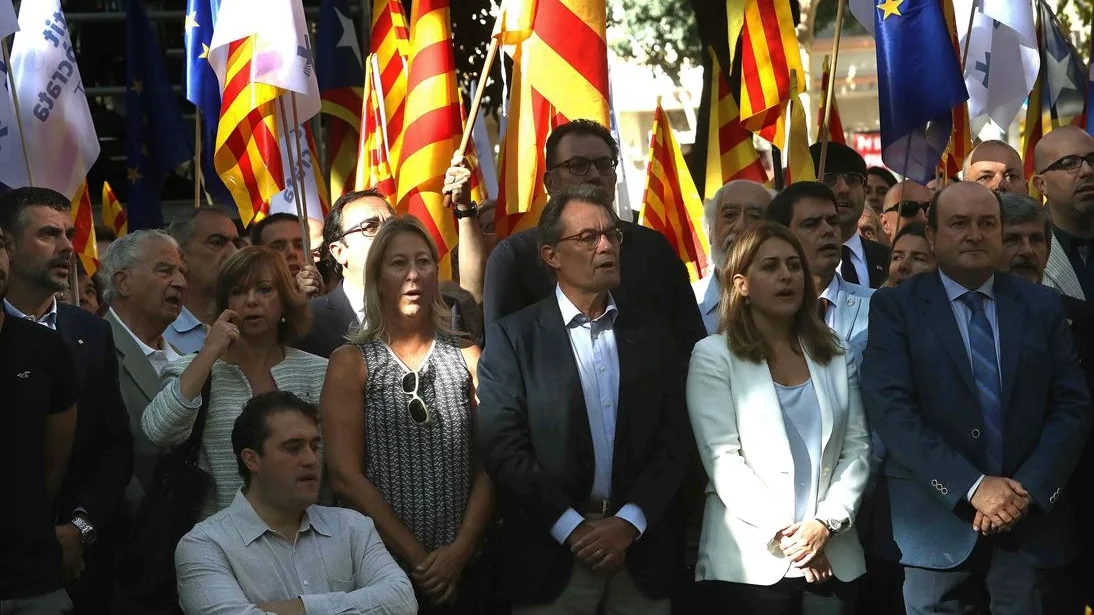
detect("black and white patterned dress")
[359,334,473,552]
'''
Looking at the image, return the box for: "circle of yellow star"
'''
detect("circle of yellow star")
[130,79,143,95]
[184,10,199,32]
[877,0,904,19]
[127,167,143,183]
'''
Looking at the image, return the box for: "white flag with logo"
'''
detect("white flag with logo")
[0,0,17,39]
[268,120,327,223]
[959,0,1039,130]
[209,0,321,123]
[7,0,98,199]
[0,0,27,190]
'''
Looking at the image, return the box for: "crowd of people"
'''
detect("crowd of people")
[1,117,1092,615]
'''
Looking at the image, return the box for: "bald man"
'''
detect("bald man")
[880,181,931,244]
[694,180,772,334]
[965,140,1028,195]
[1032,125,1094,300]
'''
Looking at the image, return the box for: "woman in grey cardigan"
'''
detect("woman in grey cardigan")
[142,246,328,517]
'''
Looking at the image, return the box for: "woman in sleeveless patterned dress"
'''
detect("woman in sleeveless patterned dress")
[321,216,494,614]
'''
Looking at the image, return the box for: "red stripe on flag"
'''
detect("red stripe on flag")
[405,40,456,90]
[756,1,789,95]
[532,0,609,97]
[399,103,462,156]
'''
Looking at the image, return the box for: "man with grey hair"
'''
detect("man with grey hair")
[693,180,772,334]
[165,207,239,354]
[102,229,186,507]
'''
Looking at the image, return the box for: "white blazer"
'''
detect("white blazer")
[686,334,871,586]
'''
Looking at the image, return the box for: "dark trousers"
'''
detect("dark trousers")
[695,578,858,615]
[1038,563,1089,615]
[903,539,1040,615]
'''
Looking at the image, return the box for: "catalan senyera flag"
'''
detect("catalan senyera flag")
[735,0,806,147]
[102,181,128,237]
[396,0,462,277]
[784,81,815,184]
[816,55,846,145]
[318,0,365,200]
[938,0,971,179]
[356,54,398,197]
[641,102,710,282]
[71,181,98,275]
[705,47,767,199]
[370,0,411,176]
[494,0,610,237]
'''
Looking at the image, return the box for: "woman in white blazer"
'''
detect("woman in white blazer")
[687,223,870,614]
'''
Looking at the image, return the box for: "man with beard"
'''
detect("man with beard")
[1032,125,1094,300]
[693,180,772,334]
[0,187,134,614]
[100,230,187,510]
[965,140,1028,196]
[0,225,81,614]
[811,143,892,288]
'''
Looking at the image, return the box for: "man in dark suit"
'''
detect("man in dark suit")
[862,182,1091,614]
[810,142,892,288]
[478,119,705,356]
[478,185,691,614]
[0,187,134,614]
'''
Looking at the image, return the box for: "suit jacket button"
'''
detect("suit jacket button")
[971,429,980,439]
[941,487,949,495]
[931,479,939,487]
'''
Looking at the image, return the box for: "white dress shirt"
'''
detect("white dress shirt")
[841,233,870,287]
[3,297,59,330]
[345,283,367,325]
[819,274,841,329]
[107,307,180,376]
[549,285,647,544]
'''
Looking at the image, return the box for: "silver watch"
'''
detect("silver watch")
[817,517,846,536]
[71,515,97,546]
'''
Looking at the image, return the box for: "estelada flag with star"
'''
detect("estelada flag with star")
[126,0,192,230]
[317,0,365,200]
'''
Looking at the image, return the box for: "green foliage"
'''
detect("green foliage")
[607,0,700,83]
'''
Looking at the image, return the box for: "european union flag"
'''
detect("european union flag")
[126,0,193,230]
[185,0,233,207]
[874,0,968,184]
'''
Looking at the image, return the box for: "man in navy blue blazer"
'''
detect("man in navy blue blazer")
[862,182,1091,614]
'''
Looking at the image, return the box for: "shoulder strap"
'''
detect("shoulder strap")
[179,375,213,462]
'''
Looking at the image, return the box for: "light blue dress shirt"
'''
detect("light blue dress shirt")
[774,380,823,524]
[938,270,1001,500]
[165,305,207,355]
[3,297,58,329]
[549,285,647,544]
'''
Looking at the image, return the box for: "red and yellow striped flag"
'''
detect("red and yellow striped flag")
[457,88,489,204]
[938,0,971,178]
[495,0,610,237]
[785,80,815,184]
[213,37,285,228]
[705,48,767,198]
[816,55,846,145]
[101,181,128,238]
[370,0,411,176]
[356,53,398,198]
[71,181,98,275]
[736,0,805,147]
[641,102,711,282]
[396,0,462,277]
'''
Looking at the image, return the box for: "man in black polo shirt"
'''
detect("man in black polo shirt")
[0,227,79,613]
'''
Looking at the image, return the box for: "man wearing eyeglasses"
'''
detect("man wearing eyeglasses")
[472,119,704,358]
[880,181,931,245]
[965,140,1028,196]
[1032,125,1094,301]
[810,143,892,289]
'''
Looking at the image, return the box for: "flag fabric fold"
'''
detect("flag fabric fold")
[816,55,846,145]
[71,181,97,274]
[960,0,1040,131]
[355,53,397,197]
[735,0,806,148]
[785,82,814,184]
[873,0,969,184]
[705,47,767,198]
[102,180,128,237]
[640,102,710,282]
[0,0,24,192]
[370,0,411,176]
[318,0,365,200]
[186,0,234,205]
[127,0,193,230]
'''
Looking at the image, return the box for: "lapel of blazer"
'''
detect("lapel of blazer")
[610,309,643,485]
[733,353,795,476]
[105,310,162,402]
[993,275,1025,411]
[922,272,976,396]
[329,285,356,328]
[535,299,594,469]
[1044,234,1087,300]
[833,277,864,341]
[863,239,890,288]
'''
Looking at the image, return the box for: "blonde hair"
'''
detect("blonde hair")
[349,215,453,344]
[718,222,842,364]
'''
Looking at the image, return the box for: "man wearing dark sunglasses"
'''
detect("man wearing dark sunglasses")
[1032,125,1094,301]
[810,142,892,289]
[880,180,931,244]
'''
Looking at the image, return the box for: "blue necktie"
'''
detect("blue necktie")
[959,291,1003,474]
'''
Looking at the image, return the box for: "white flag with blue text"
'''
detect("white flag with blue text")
[268,121,326,223]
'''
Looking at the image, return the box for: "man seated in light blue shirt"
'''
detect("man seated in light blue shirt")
[175,391,416,615]
[165,208,240,354]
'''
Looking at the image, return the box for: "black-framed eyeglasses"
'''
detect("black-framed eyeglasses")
[557,227,624,250]
[337,218,384,242]
[1039,153,1094,175]
[883,200,930,217]
[401,371,431,425]
[549,156,618,176]
[822,172,867,188]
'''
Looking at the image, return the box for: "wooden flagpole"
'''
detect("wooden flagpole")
[2,38,32,187]
[817,0,847,178]
[194,109,203,207]
[278,95,311,257]
[441,34,500,209]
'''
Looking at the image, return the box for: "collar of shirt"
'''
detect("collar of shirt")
[227,489,331,546]
[843,232,866,263]
[938,269,996,303]
[3,297,59,330]
[820,274,841,306]
[109,307,177,359]
[171,305,205,335]
[555,284,618,331]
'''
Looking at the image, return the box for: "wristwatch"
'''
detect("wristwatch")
[71,515,98,546]
[816,517,846,536]
[454,202,479,219]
